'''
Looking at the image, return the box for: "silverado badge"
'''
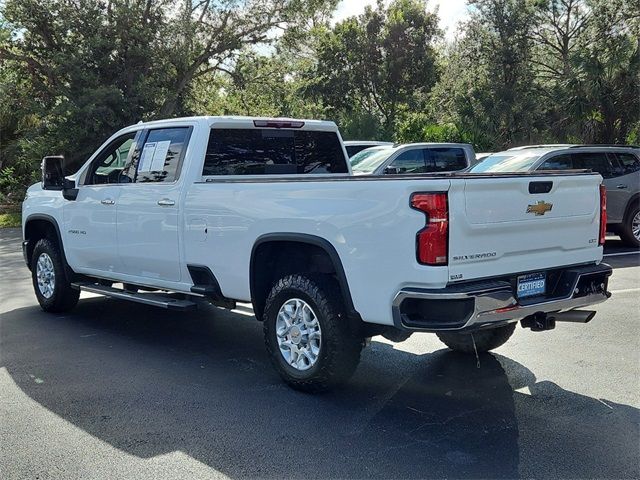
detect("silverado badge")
[527,201,553,216]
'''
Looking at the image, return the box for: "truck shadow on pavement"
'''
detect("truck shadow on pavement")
[1,298,638,479]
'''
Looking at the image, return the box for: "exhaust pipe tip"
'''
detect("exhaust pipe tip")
[521,310,597,331]
[550,310,597,324]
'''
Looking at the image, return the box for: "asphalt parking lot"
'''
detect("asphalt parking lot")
[1,228,638,479]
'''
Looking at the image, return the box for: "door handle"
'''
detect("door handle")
[101,198,115,205]
[616,184,628,189]
[157,198,175,206]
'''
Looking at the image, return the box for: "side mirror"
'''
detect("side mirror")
[42,155,78,200]
[42,156,65,190]
[384,166,400,175]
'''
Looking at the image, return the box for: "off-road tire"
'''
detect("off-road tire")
[436,323,516,354]
[31,238,80,313]
[263,273,363,393]
[619,204,640,248]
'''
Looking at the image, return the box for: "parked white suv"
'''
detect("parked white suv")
[22,116,612,391]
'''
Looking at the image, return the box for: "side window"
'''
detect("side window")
[135,127,190,183]
[539,154,573,170]
[612,152,640,176]
[389,149,426,174]
[87,133,136,185]
[571,152,612,177]
[426,148,467,172]
[202,128,347,176]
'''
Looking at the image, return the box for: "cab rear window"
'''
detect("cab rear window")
[203,128,348,176]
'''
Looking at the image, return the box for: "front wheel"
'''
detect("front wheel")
[436,323,516,354]
[263,274,363,392]
[620,204,640,248]
[31,238,80,313]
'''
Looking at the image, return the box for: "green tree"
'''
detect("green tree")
[307,0,440,138]
[0,0,334,200]
[530,0,639,143]
[431,0,541,149]
[565,0,640,142]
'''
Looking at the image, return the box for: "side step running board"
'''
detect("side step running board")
[72,282,198,311]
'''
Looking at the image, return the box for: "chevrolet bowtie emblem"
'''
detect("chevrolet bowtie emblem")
[527,201,553,216]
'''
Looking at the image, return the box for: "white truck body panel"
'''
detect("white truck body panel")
[22,116,608,329]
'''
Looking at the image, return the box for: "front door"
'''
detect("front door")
[63,133,136,273]
[116,126,192,282]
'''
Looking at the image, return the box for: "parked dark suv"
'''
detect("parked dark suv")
[470,145,640,247]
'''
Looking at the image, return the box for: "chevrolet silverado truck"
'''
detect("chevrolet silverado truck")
[22,116,612,392]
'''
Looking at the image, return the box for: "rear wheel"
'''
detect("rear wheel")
[620,204,640,248]
[436,323,516,354]
[31,238,80,313]
[263,273,363,392]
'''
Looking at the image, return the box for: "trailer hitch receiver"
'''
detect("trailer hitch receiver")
[521,312,556,331]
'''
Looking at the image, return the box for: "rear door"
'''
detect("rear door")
[116,126,192,282]
[425,147,468,172]
[447,173,603,282]
[385,146,469,175]
[605,151,640,223]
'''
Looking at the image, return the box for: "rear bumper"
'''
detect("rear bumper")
[392,263,612,332]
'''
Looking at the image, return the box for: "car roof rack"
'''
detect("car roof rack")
[569,144,640,148]
[507,144,573,150]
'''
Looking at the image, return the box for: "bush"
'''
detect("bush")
[395,113,466,144]
[0,212,21,228]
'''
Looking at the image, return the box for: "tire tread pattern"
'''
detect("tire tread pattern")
[31,238,80,313]
[620,204,640,248]
[263,273,362,393]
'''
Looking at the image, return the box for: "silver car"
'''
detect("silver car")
[470,145,640,247]
[350,143,474,176]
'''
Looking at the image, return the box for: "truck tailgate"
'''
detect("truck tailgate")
[447,173,603,282]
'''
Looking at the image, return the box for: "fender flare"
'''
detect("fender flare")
[249,233,359,319]
[23,214,70,272]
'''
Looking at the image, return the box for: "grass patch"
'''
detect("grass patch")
[0,212,21,228]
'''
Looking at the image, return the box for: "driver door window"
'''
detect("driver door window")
[389,149,427,174]
[539,154,573,170]
[86,133,136,185]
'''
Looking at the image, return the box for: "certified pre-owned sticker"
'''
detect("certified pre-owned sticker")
[452,252,496,262]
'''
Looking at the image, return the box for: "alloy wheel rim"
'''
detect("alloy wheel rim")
[36,252,55,299]
[633,211,640,241]
[275,298,322,371]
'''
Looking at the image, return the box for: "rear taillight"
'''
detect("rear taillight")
[410,193,448,265]
[599,184,607,246]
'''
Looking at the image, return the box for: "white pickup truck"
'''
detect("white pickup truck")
[22,116,612,391]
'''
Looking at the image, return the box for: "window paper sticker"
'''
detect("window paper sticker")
[138,142,157,172]
[150,140,171,171]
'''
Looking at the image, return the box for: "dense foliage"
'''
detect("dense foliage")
[0,0,638,202]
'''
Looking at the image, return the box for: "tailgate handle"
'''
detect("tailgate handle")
[529,181,553,194]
